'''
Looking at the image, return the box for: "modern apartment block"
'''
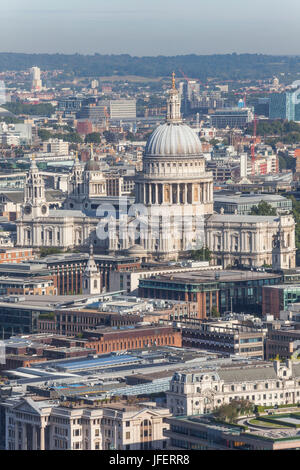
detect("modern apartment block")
[182,321,265,359]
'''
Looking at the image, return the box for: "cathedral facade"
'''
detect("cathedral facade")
[16,79,296,270]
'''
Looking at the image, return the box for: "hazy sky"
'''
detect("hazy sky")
[1,0,300,56]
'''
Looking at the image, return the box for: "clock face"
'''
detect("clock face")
[41,205,47,215]
[24,205,32,215]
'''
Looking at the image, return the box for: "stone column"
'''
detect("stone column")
[184,184,188,204]
[14,422,19,450]
[22,423,27,450]
[40,425,45,451]
[33,425,38,451]
[155,184,159,205]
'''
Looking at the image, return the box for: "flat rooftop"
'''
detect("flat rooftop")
[55,354,141,371]
[214,194,289,203]
[0,292,126,310]
[146,269,280,284]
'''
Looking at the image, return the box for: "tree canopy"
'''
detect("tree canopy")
[250,201,277,216]
[3,102,55,117]
[2,53,300,81]
[214,399,254,423]
[85,132,101,144]
[189,247,212,261]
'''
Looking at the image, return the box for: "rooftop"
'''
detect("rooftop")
[144,269,280,284]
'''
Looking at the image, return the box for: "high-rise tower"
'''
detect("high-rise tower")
[30,67,42,92]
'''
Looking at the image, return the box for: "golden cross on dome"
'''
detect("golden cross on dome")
[172,71,176,90]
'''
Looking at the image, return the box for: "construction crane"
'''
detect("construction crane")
[251,115,258,176]
[178,69,207,88]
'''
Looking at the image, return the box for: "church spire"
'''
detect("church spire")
[167,72,182,123]
[82,243,101,294]
[172,71,176,90]
[85,243,98,273]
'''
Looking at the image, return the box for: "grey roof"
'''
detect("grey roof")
[208,214,279,223]
[0,191,24,203]
[45,190,65,202]
[0,189,64,204]
[218,363,300,383]
[48,209,86,218]
[214,194,289,204]
[218,366,278,383]
[0,106,15,117]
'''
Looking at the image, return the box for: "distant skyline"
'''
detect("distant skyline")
[1,0,300,56]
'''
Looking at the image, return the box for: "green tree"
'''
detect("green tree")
[40,247,63,257]
[126,131,135,141]
[250,201,277,216]
[214,399,253,423]
[211,306,220,318]
[85,132,101,144]
[103,130,118,143]
[190,247,211,262]
[3,102,55,117]
[38,129,52,141]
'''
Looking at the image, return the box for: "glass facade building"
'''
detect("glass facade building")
[269,88,300,121]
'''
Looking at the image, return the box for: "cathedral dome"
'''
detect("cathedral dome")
[126,244,147,258]
[145,122,202,157]
[144,73,202,158]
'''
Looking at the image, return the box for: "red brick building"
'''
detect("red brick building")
[0,248,34,264]
[83,326,182,355]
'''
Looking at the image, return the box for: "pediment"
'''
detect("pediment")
[14,398,42,415]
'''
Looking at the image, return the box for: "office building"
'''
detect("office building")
[30,67,42,92]
[182,321,265,359]
[262,284,300,318]
[139,270,282,317]
[109,100,136,120]
[42,139,69,155]
[165,414,300,450]
[210,107,254,128]
[269,87,300,121]
[214,194,292,215]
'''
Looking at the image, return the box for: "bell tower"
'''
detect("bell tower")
[66,152,84,209]
[22,156,48,219]
[82,244,101,295]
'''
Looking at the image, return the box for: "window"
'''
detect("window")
[126,432,130,439]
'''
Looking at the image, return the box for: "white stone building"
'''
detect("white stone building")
[166,360,300,416]
[3,398,170,451]
[15,78,296,269]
